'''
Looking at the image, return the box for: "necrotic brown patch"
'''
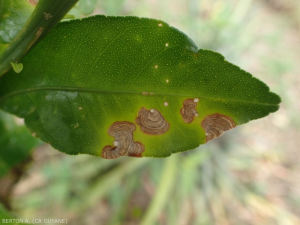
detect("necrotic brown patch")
[136,108,170,135]
[28,0,39,6]
[180,99,198,123]
[201,113,236,142]
[101,121,144,159]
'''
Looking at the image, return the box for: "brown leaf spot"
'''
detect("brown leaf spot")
[101,121,144,159]
[180,99,198,123]
[201,113,236,142]
[27,27,43,51]
[36,27,43,37]
[43,12,53,20]
[136,108,170,135]
[127,151,143,157]
[27,0,39,6]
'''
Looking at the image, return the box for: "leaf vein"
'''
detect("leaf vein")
[0,87,279,107]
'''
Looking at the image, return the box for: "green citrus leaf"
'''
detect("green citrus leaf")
[0,43,7,55]
[0,16,281,158]
[0,111,40,177]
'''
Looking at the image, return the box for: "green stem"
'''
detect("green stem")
[0,0,78,77]
[140,155,178,225]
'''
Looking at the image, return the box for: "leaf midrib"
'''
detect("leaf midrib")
[0,86,279,106]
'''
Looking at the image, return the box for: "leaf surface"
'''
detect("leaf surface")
[0,16,280,158]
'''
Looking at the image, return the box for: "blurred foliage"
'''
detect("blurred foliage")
[1,0,300,224]
[0,0,34,44]
[0,203,15,219]
[0,0,34,55]
[0,111,40,178]
[68,0,98,18]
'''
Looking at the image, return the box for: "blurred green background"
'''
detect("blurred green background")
[1,0,300,224]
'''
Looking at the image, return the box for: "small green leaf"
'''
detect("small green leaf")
[62,15,76,20]
[10,62,23,73]
[0,16,281,158]
[0,111,40,177]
